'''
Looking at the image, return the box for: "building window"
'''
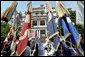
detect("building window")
[32,20,37,26]
[36,12,38,15]
[40,20,45,25]
[40,30,45,35]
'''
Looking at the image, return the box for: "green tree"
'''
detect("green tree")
[76,24,84,34]
[18,11,22,19]
[1,22,10,40]
[68,8,76,23]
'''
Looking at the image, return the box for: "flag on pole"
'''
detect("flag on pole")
[20,1,32,36]
[56,1,84,55]
[27,1,32,14]
[56,1,70,17]
[58,18,71,40]
[56,1,78,46]
[1,1,18,22]
[16,30,28,56]
[16,1,32,56]
[10,10,22,54]
[63,16,81,46]
[56,1,64,17]
[45,1,60,49]
[13,10,21,29]
[62,16,84,55]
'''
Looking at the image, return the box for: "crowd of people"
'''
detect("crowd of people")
[1,30,84,56]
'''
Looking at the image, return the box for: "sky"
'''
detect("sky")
[1,1,77,16]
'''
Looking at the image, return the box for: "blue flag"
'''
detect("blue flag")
[62,16,80,46]
[62,16,84,55]
[47,16,60,48]
[47,18,60,48]
[59,17,71,41]
[45,1,60,49]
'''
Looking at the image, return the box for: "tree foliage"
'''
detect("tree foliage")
[76,24,84,34]
[68,8,76,23]
[1,22,10,40]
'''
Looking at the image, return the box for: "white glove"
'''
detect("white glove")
[29,37,32,41]
[16,40,19,44]
[46,38,49,42]
[60,38,63,42]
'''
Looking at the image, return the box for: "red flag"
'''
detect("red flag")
[16,2,32,56]
[20,14,31,36]
[16,15,31,56]
[16,29,28,56]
